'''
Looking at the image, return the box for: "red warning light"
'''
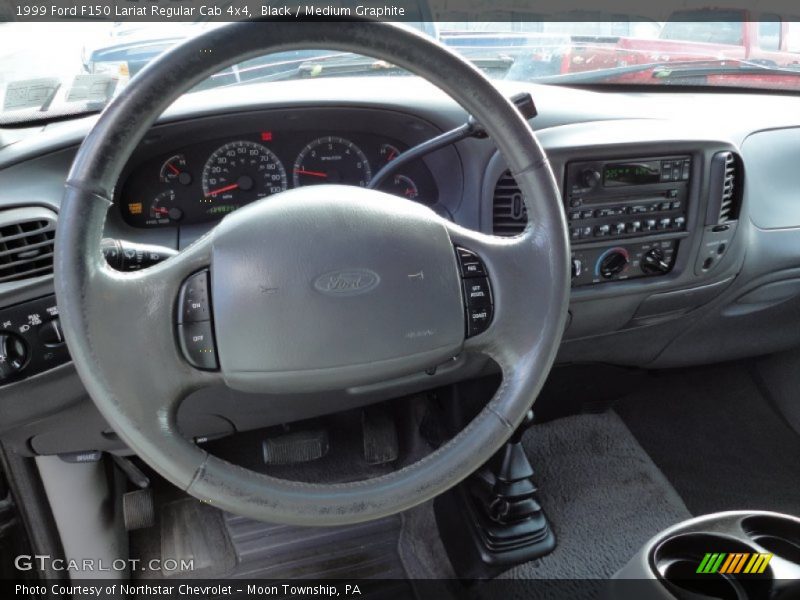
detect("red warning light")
[260,131,273,142]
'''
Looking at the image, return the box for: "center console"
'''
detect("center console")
[565,155,691,287]
[614,511,800,600]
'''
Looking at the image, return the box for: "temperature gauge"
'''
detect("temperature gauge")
[148,190,183,224]
[378,143,401,165]
[159,154,192,186]
[382,174,419,200]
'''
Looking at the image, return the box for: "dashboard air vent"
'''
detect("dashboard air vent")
[707,151,743,225]
[492,170,527,236]
[0,207,57,284]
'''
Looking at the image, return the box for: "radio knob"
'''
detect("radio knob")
[579,169,602,189]
[599,250,629,279]
[0,333,28,381]
[642,248,671,274]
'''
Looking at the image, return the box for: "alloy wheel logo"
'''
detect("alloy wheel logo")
[697,552,772,575]
[313,269,380,296]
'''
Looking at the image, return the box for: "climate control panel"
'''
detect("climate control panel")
[571,240,678,287]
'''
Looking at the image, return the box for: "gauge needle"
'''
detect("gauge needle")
[167,163,181,175]
[294,168,328,178]
[207,183,240,196]
[153,207,170,215]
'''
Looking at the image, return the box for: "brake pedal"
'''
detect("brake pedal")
[262,429,329,465]
[362,407,399,465]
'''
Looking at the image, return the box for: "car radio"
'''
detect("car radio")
[565,155,691,286]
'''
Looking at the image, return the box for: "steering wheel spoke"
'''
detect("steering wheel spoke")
[444,213,568,369]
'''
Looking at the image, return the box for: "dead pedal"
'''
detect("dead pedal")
[262,429,329,465]
[362,407,399,465]
[123,488,155,531]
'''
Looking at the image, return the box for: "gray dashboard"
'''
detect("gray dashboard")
[2,77,800,456]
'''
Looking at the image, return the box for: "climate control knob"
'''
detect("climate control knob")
[599,250,629,279]
[0,333,28,381]
[642,248,671,274]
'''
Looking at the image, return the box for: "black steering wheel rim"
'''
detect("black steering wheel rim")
[54,20,570,525]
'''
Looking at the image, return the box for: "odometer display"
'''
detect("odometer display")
[201,141,287,210]
[293,136,372,188]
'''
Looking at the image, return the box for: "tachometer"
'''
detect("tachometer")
[201,141,287,209]
[293,136,372,188]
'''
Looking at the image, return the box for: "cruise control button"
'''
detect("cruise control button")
[467,305,492,337]
[178,321,218,370]
[463,277,492,308]
[178,270,211,323]
[456,247,486,278]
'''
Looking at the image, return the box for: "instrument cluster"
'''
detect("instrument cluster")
[119,130,439,228]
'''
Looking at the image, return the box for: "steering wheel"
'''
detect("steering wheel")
[54,21,569,525]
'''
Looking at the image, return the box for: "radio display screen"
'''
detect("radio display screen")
[604,162,661,186]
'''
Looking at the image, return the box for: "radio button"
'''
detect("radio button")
[667,189,679,199]
[595,224,611,237]
[659,218,672,229]
[627,221,642,233]
[671,200,682,210]
[581,210,594,219]
[681,160,691,180]
[581,226,593,238]
[645,219,657,231]
[630,205,648,214]
[613,223,626,235]
[569,211,581,220]
[674,217,686,229]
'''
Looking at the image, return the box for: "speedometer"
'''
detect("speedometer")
[201,141,287,212]
[293,137,372,188]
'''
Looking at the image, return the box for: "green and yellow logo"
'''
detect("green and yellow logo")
[697,553,773,574]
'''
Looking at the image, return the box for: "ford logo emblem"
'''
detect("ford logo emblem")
[313,269,380,296]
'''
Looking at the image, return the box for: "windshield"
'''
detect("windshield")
[2,14,800,124]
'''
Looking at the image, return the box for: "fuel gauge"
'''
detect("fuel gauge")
[159,154,192,186]
[148,190,183,225]
[382,174,419,200]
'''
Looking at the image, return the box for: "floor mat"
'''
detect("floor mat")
[500,411,691,581]
[616,363,800,516]
[223,512,408,581]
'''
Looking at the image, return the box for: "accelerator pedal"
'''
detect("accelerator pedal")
[262,429,329,465]
[362,406,399,465]
[123,489,155,531]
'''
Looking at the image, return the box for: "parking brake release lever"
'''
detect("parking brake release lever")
[102,238,178,271]
[367,92,537,190]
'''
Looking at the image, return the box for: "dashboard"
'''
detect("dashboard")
[2,76,800,457]
[119,128,439,229]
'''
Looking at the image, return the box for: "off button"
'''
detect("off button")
[178,321,218,370]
